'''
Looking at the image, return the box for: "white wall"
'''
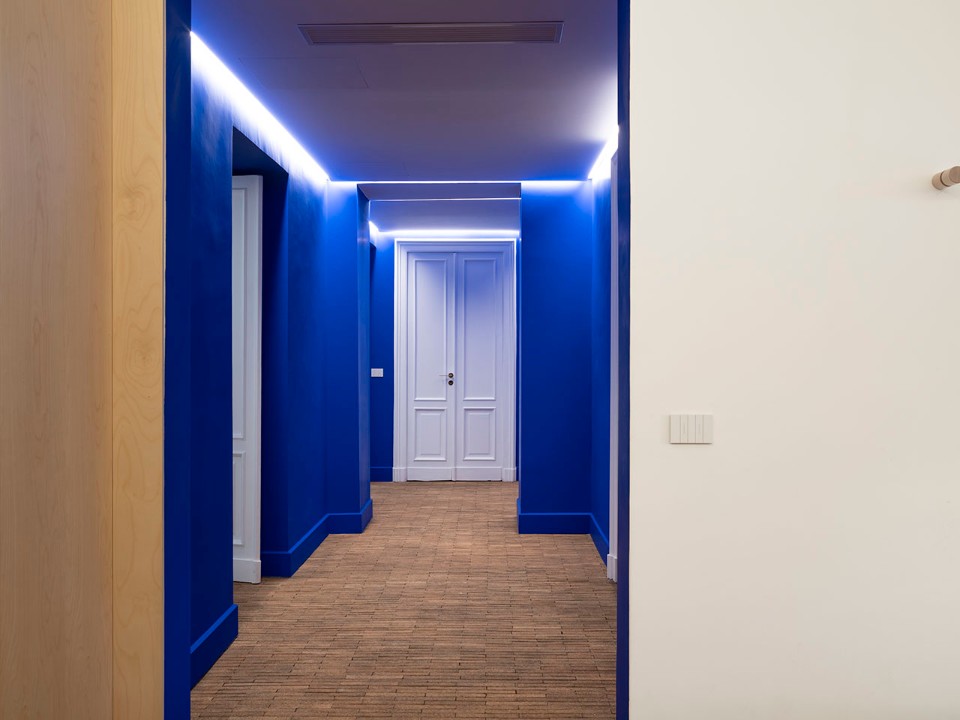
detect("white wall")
[629,2,960,717]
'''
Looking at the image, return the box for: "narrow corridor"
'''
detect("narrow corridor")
[191,482,616,719]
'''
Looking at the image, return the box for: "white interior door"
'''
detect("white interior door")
[232,175,262,583]
[395,241,516,482]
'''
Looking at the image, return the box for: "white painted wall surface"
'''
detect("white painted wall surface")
[629,2,960,717]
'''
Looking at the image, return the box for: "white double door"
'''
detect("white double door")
[232,176,262,583]
[395,242,516,482]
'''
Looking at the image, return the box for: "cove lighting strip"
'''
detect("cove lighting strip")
[385,228,519,239]
[191,32,329,185]
[588,127,619,181]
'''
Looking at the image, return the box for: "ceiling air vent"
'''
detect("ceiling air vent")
[298,21,564,46]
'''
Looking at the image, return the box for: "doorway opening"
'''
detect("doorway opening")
[230,128,291,585]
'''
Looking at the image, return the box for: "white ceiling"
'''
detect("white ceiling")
[192,0,618,181]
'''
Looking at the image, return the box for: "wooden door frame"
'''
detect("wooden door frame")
[392,239,518,482]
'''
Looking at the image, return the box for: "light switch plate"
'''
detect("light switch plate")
[669,414,713,444]
[371,368,384,378]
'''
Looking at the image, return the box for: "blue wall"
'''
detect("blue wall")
[187,70,239,686]
[322,185,373,522]
[590,178,612,559]
[165,0,193,715]
[168,69,372,697]
[369,238,395,481]
[517,183,597,535]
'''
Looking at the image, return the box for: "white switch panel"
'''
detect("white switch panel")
[669,415,713,444]
[371,368,384,378]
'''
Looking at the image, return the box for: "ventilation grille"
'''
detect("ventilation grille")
[298,21,564,46]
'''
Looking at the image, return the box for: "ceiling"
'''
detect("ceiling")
[192,0,618,182]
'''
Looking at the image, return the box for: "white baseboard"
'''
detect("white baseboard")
[455,467,500,481]
[394,467,518,482]
[233,558,261,584]
[607,554,618,582]
[406,468,452,481]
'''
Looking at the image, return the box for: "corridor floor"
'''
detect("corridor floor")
[191,482,616,719]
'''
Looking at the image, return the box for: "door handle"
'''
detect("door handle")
[438,372,454,379]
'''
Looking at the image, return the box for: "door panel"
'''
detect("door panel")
[460,257,499,402]
[406,253,455,480]
[232,453,244,545]
[231,176,262,583]
[455,253,503,478]
[232,196,246,436]
[414,409,447,460]
[462,408,496,460]
[412,258,450,402]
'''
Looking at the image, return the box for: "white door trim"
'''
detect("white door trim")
[393,239,517,482]
[232,175,263,584]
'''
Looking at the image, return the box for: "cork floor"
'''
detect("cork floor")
[191,482,616,719]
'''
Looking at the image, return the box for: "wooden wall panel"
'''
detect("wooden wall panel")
[112,0,166,716]
[0,0,115,717]
[1,0,166,715]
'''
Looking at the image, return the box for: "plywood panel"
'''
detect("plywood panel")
[0,0,114,716]
[112,0,166,715]
[1,0,166,714]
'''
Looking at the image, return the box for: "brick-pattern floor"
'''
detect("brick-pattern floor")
[191,482,616,719]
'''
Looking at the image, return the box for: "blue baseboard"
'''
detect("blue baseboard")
[262,515,330,577]
[328,497,374,533]
[517,500,608,563]
[590,514,610,564]
[518,510,592,534]
[371,466,393,482]
[190,603,238,687]
[262,499,374,578]
[517,498,591,534]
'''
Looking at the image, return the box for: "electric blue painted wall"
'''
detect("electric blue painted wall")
[590,178,612,559]
[370,239,396,481]
[322,184,373,522]
[250,159,294,561]
[284,178,329,543]
[165,0,193,715]
[188,72,238,686]
[175,73,371,693]
[517,183,596,530]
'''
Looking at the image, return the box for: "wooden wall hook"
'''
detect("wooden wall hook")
[932,166,960,190]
